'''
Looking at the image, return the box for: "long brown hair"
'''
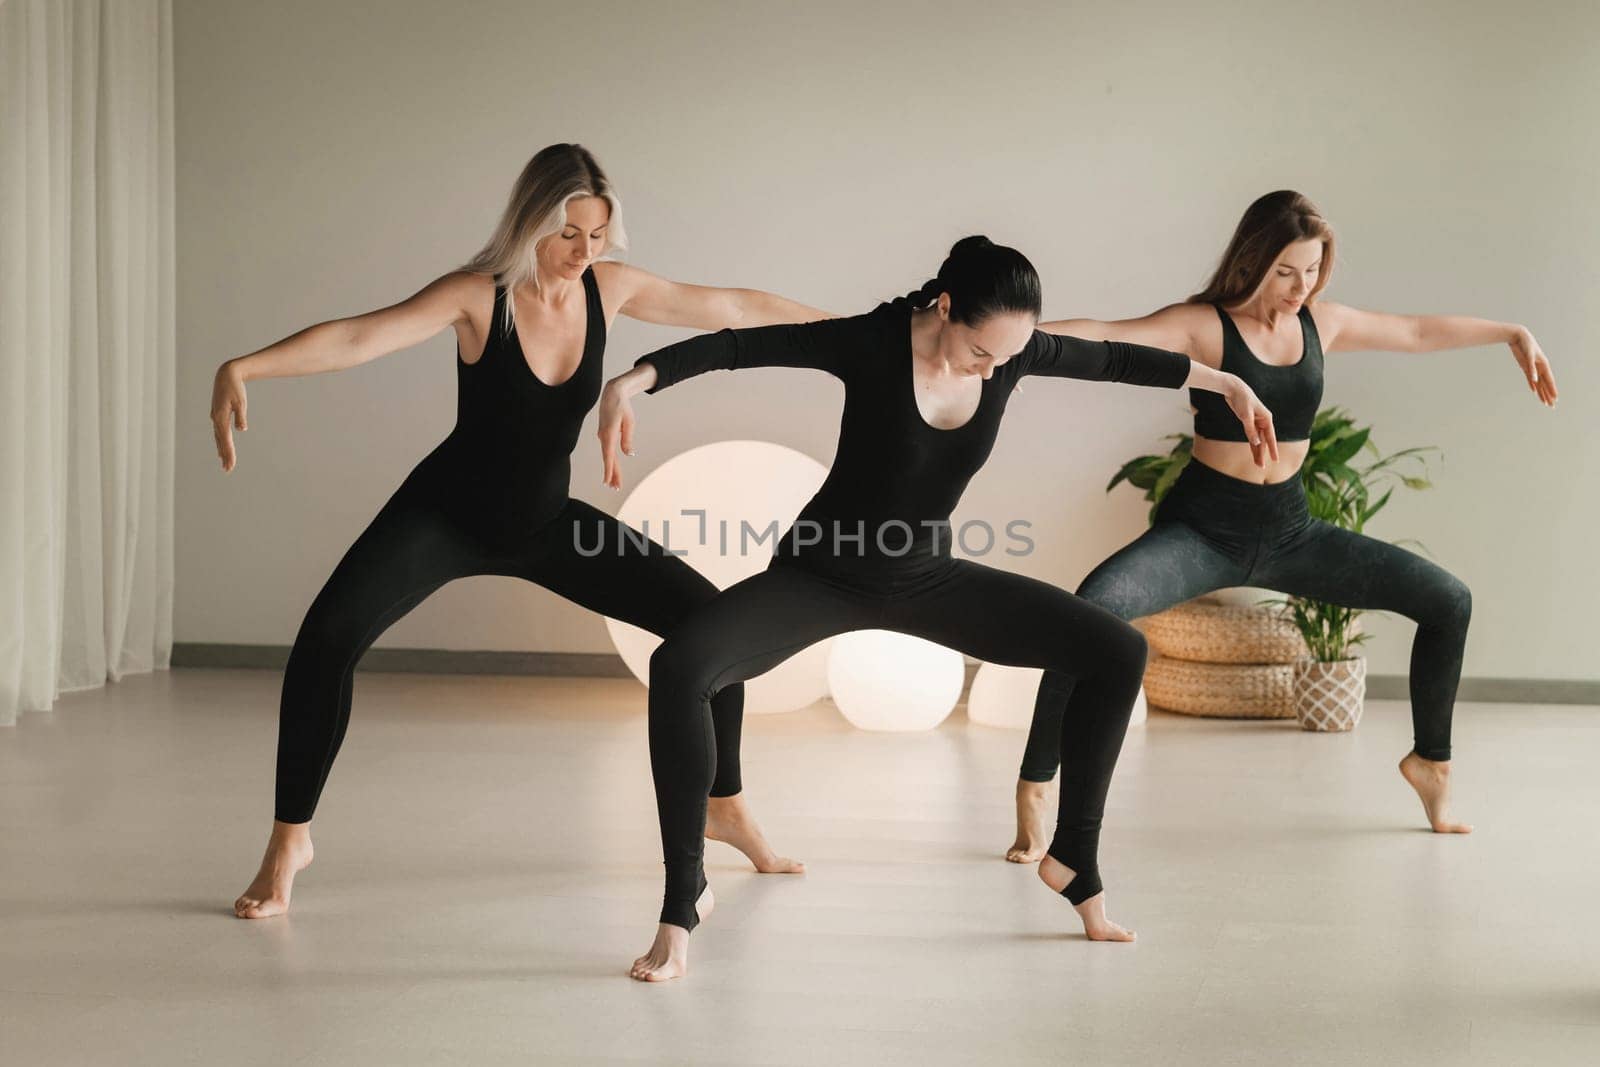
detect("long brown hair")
[1190,191,1334,307]
[463,143,627,329]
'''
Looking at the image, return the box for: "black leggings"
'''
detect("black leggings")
[647,557,1149,931]
[274,474,745,824]
[1019,458,1471,782]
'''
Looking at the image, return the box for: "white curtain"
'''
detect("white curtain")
[1,0,175,725]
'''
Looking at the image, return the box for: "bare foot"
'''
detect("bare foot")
[628,884,715,983]
[706,794,805,874]
[1399,752,1473,834]
[1007,778,1053,863]
[1038,854,1135,942]
[234,820,314,919]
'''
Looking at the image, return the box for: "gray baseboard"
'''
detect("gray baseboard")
[1365,674,1599,705]
[170,643,633,678]
[172,643,1597,705]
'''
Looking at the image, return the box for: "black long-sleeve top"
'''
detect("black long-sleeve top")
[637,299,1192,580]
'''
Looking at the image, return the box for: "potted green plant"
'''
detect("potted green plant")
[1109,408,1437,730]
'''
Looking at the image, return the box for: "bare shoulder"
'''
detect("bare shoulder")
[1307,298,1348,318]
[590,259,648,297]
[438,268,494,302]
[401,269,494,319]
[589,259,653,322]
[1160,301,1223,361]
[435,271,496,362]
[360,269,489,327]
[1305,299,1349,343]
[438,269,495,326]
[589,259,634,281]
[1157,301,1216,328]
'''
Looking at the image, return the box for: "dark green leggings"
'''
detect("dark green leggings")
[1020,458,1471,781]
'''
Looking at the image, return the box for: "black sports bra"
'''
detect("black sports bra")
[1190,304,1324,442]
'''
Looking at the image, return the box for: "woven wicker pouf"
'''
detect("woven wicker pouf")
[1139,597,1303,664]
[1137,596,1304,719]
[1143,655,1296,719]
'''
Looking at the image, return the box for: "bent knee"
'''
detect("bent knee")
[287,610,368,673]
[1101,621,1149,680]
[648,638,689,683]
[648,637,719,701]
[1407,570,1472,634]
[1436,576,1472,632]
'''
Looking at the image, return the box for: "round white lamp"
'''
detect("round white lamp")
[826,629,965,732]
[966,662,1147,730]
[605,440,832,714]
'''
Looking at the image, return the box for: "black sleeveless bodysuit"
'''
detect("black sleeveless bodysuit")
[426,269,607,538]
[273,267,749,824]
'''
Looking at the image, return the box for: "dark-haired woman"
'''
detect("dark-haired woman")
[1006,191,1557,862]
[597,236,1278,980]
[214,144,828,919]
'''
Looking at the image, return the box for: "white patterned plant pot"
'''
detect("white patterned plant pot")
[1292,657,1367,732]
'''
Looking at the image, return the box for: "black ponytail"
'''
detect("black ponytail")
[902,277,942,309]
[899,235,1041,325]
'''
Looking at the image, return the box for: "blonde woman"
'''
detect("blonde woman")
[214,144,822,919]
[1007,190,1557,863]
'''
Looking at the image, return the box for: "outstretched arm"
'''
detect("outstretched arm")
[596,261,834,332]
[209,271,479,471]
[1317,301,1557,407]
[597,313,868,489]
[1025,331,1278,467]
[1033,303,1276,464]
[1038,303,1205,355]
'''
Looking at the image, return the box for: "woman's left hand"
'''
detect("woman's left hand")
[1510,328,1558,407]
[1223,375,1280,467]
[597,381,638,490]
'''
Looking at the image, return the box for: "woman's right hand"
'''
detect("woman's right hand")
[597,378,638,490]
[210,360,248,472]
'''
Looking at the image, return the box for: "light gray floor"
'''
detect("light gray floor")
[2,668,1596,1065]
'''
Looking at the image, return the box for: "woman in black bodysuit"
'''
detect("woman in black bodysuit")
[597,236,1279,981]
[215,144,826,920]
[1006,191,1557,863]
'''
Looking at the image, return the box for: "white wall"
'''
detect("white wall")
[175,0,1599,679]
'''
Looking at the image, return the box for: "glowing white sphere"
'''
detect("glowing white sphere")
[966,662,1147,730]
[604,440,831,714]
[826,630,964,732]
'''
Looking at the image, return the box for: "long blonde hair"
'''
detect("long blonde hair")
[1190,190,1334,308]
[463,143,627,329]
